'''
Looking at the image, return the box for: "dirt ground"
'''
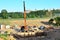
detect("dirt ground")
[0,38,4,40]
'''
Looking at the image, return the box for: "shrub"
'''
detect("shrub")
[54,17,60,26]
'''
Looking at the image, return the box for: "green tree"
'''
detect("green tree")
[1,9,8,19]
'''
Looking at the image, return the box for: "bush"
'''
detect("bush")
[49,19,54,24]
[54,17,60,26]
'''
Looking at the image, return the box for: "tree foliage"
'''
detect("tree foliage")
[1,9,8,19]
[0,9,60,19]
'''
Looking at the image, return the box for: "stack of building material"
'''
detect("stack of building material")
[6,25,10,29]
[1,24,6,30]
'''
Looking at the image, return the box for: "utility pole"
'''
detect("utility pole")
[23,1,27,30]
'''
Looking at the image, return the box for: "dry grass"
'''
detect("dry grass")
[10,18,50,27]
[0,18,50,27]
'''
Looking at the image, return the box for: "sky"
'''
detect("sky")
[0,0,60,12]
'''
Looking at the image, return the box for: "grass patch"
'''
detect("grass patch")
[0,34,8,40]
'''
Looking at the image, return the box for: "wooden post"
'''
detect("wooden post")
[23,1,27,30]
